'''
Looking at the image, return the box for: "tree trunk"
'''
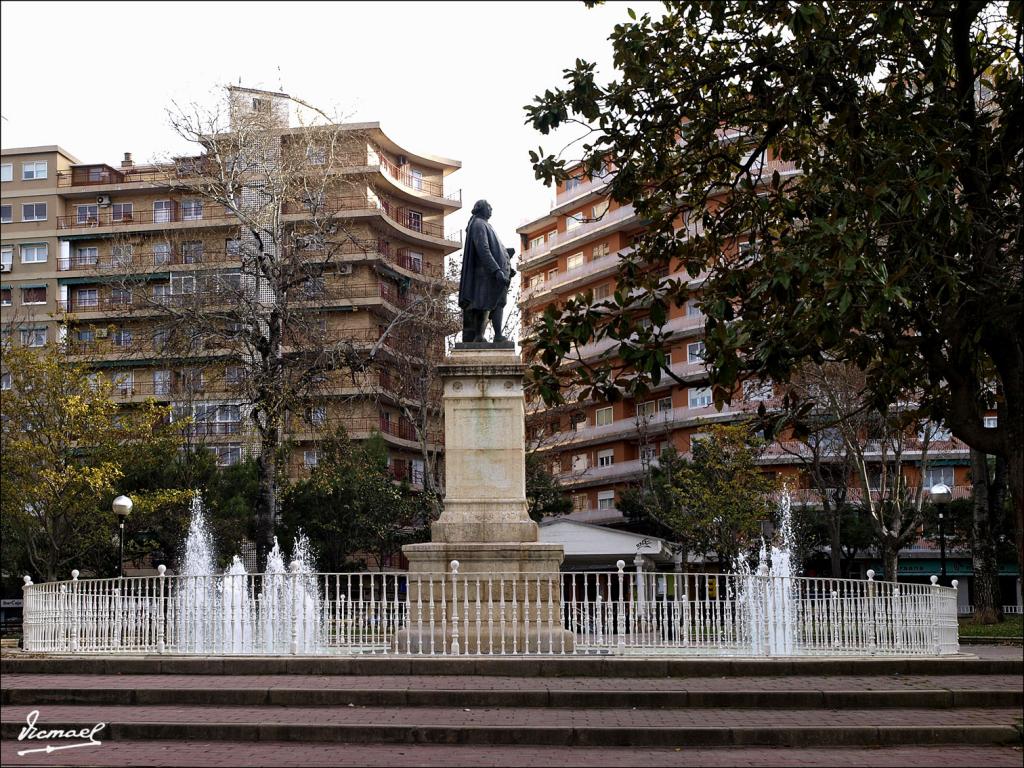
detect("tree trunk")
[970,449,1002,624]
[1008,442,1024,604]
[827,502,842,579]
[254,424,280,569]
[882,541,899,584]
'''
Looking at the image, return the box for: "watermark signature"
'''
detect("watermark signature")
[16,710,106,756]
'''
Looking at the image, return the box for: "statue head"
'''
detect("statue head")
[471,199,493,219]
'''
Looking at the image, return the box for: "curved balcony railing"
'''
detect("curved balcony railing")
[21,566,959,656]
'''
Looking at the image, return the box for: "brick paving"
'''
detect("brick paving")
[2,740,1022,767]
[2,703,1020,728]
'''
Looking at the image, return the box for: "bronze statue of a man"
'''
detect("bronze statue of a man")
[459,199,515,343]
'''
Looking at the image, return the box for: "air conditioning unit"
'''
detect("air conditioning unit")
[95,327,109,338]
[396,155,408,166]
[0,263,10,273]
[337,264,353,275]
[97,195,112,207]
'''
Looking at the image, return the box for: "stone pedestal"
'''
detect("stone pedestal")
[399,345,572,654]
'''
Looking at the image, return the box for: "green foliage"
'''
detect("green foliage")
[279,430,425,571]
[525,452,572,522]
[523,1,1023,519]
[624,425,777,566]
[0,342,177,581]
[789,501,876,575]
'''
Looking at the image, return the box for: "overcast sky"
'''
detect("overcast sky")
[1,0,663,248]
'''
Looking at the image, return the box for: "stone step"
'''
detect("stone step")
[3,674,1021,709]
[3,741,1023,767]
[4,654,1021,677]
[2,704,1020,747]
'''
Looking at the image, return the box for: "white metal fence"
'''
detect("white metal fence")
[21,563,959,656]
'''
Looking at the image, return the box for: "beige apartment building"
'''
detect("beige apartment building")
[1,87,461,486]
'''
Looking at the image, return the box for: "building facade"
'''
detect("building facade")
[1,87,461,488]
[514,157,996,592]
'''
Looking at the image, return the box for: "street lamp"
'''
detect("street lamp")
[112,495,133,579]
[930,483,952,584]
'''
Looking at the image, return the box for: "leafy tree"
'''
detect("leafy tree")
[279,430,425,571]
[0,342,174,581]
[524,1,1024,578]
[525,452,572,522]
[622,424,777,568]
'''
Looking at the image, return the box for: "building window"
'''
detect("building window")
[689,387,713,408]
[154,200,173,223]
[0,287,10,306]
[182,200,203,221]
[154,370,171,395]
[224,366,243,384]
[214,444,242,467]
[529,235,545,250]
[595,406,613,427]
[113,371,134,396]
[20,286,46,305]
[306,146,326,165]
[925,466,954,489]
[76,288,98,308]
[111,202,134,222]
[405,210,423,232]
[0,372,11,390]
[226,239,242,257]
[22,161,48,180]
[20,243,48,263]
[983,416,997,428]
[76,328,95,344]
[152,284,171,304]
[565,213,583,231]
[593,241,610,258]
[592,200,610,219]
[112,245,133,267]
[640,444,657,462]
[597,490,615,510]
[919,422,953,442]
[1,246,13,269]
[409,169,424,191]
[572,493,588,512]
[572,453,589,472]
[593,283,612,300]
[153,242,171,265]
[76,205,99,225]
[0,205,11,223]
[597,449,614,468]
[22,202,47,221]
[307,405,327,426]
[111,328,133,347]
[686,300,703,317]
[181,241,204,263]
[0,164,12,182]
[566,252,584,271]
[304,449,319,468]
[687,341,706,363]
[110,288,131,306]
[546,268,559,281]
[76,247,98,267]
[565,176,582,193]
[21,327,47,347]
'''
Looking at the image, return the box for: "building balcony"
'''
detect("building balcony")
[569,315,706,363]
[372,151,461,204]
[57,248,243,273]
[521,204,639,267]
[56,205,237,231]
[553,170,616,210]
[521,248,632,303]
[787,485,974,506]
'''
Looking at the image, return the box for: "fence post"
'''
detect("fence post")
[866,570,877,656]
[157,565,166,653]
[290,561,300,655]
[616,560,626,655]
[950,580,960,654]
[449,560,460,655]
[22,576,33,652]
[929,575,941,655]
[69,570,80,652]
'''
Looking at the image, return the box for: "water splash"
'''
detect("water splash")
[181,492,215,578]
[288,531,321,653]
[260,537,287,653]
[736,487,797,655]
[222,555,253,653]
[178,491,216,652]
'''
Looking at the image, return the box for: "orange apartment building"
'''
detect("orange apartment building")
[1,87,461,488]
[515,156,978,555]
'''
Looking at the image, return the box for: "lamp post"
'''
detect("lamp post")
[930,483,952,584]
[112,495,133,579]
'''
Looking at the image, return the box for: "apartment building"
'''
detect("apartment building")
[515,156,975,548]
[1,87,461,487]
